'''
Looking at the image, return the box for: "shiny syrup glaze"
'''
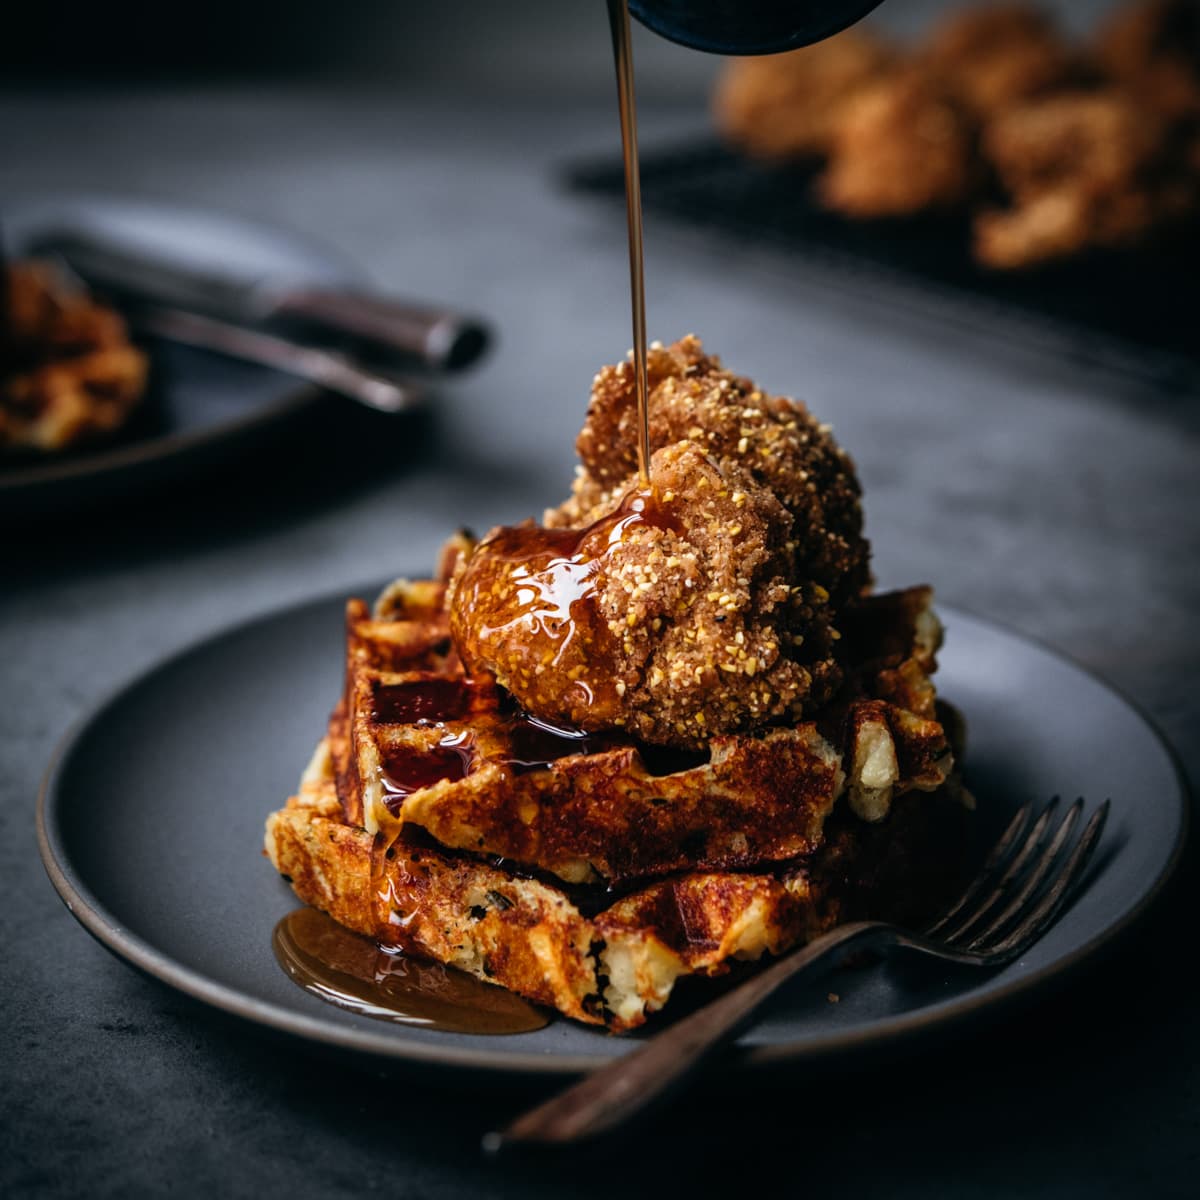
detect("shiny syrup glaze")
[372,678,468,725]
[458,487,682,719]
[373,675,631,804]
[499,712,613,774]
[380,731,474,815]
[272,907,549,1034]
[385,691,704,780]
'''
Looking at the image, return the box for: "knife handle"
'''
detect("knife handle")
[271,287,490,372]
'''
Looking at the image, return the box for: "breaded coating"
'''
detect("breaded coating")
[921,4,1083,118]
[1095,0,1200,123]
[1,261,147,453]
[818,68,977,218]
[449,337,870,749]
[712,29,896,160]
[553,335,869,610]
[974,90,1196,267]
[452,440,844,749]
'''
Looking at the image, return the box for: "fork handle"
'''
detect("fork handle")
[487,921,890,1151]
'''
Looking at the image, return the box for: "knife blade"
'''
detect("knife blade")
[134,307,422,414]
[27,228,490,373]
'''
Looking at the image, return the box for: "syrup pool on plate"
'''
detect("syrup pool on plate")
[273,907,549,1035]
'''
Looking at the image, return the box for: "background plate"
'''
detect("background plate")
[1,196,360,516]
[37,589,1187,1075]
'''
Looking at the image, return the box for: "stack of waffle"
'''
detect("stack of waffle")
[265,545,969,1030]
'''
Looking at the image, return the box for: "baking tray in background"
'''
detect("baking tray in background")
[566,139,1200,391]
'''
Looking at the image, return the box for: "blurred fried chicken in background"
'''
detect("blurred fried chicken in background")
[816,67,977,216]
[1,261,147,453]
[975,89,1197,267]
[919,5,1085,118]
[1095,0,1200,122]
[712,0,1200,268]
[713,29,896,160]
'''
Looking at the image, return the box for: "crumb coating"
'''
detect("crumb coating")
[550,334,869,609]
[449,337,871,749]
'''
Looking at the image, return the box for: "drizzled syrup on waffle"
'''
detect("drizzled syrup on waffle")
[372,678,469,724]
[499,712,615,773]
[380,732,475,814]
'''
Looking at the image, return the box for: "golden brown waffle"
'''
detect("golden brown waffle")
[265,552,967,1029]
[335,553,951,884]
[268,742,829,1028]
[1,261,147,453]
[267,739,966,1029]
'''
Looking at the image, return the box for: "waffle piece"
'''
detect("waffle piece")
[1,261,147,453]
[266,561,966,1029]
[267,737,967,1030]
[269,741,829,1028]
[337,573,950,886]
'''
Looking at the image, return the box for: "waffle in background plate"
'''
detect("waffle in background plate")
[265,553,970,1030]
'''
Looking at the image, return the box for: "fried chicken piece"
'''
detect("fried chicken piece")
[450,337,871,749]
[817,68,978,218]
[974,90,1196,267]
[712,29,897,160]
[921,4,1084,118]
[1,261,147,452]
[551,335,869,610]
[1095,0,1200,123]
[451,441,832,748]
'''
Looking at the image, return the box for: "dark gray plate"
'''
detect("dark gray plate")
[1,197,359,515]
[37,590,1188,1075]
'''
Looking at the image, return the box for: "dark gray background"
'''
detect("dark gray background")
[3,1,1198,1197]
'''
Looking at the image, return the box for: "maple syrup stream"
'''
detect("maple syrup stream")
[607,0,652,486]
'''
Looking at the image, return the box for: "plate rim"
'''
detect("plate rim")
[36,586,1192,1076]
[0,381,324,493]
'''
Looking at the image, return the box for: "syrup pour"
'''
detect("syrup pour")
[607,0,652,486]
[272,907,549,1035]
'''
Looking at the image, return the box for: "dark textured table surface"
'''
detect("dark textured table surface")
[3,18,1199,1197]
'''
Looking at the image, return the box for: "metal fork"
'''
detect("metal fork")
[486,796,1109,1151]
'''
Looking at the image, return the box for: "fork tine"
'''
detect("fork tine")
[983,800,1110,960]
[965,797,1084,951]
[938,796,1060,945]
[924,800,1034,937]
